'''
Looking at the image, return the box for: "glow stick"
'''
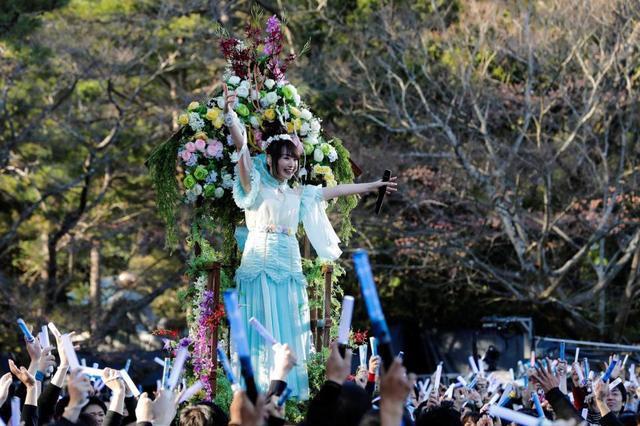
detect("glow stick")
[488,392,501,406]
[153,357,165,367]
[418,378,430,396]
[124,359,131,372]
[608,377,622,390]
[224,289,257,403]
[359,344,368,368]
[498,383,512,406]
[622,354,629,369]
[422,385,433,403]
[119,369,140,397]
[161,358,171,389]
[523,375,528,387]
[369,337,378,357]
[467,376,478,389]
[456,376,467,386]
[47,322,61,338]
[91,362,98,369]
[517,360,525,376]
[574,347,580,363]
[530,350,536,367]
[398,351,404,360]
[337,296,355,345]
[167,346,189,391]
[156,380,161,392]
[40,326,50,349]
[532,392,545,418]
[559,342,565,361]
[588,371,594,381]
[353,250,393,369]
[10,397,20,426]
[80,367,103,377]
[217,342,239,390]
[468,356,479,374]
[81,359,86,367]
[249,317,278,346]
[488,405,547,426]
[581,408,588,419]
[61,333,80,369]
[179,380,204,403]
[431,364,442,398]
[629,364,638,386]
[17,318,35,342]
[478,357,485,376]
[575,362,585,384]
[277,388,293,407]
[444,383,456,399]
[584,358,589,379]
[509,368,515,381]
[602,359,617,382]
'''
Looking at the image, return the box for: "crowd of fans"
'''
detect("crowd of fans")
[1,320,639,426]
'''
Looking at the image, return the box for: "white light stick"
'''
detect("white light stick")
[574,347,580,363]
[153,357,165,367]
[581,408,588,419]
[337,296,355,345]
[39,326,50,349]
[608,377,623,390]
[575,363,585,384]
[92,363,99,369]
[359,344,368,369]
[81,359,87,367]
[478,357,485,376]
[456,376,468,386]
[509,368,515,381]
[488,405,549,426]
[588,370,595,381]
[61,333,80,369]
[530,350,536,367]
[119,369,140,397]
[488,392,501,406]
[431,364,442,398]
[421,385,433,403]
[418,378,430,398]
[47,322,62,338]
[80,367,103,377]
[370,337,378,357]
[468,356,479,374]
[179,381,204,403]
[622,354,629,369]
[629,364,638,386]
[161,358,171,389]
[249,317,278,346]
[10,397,20,426]
[444,383,456,399]
[167,346,189,391]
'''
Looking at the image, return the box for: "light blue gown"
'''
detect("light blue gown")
[232,153,341,400]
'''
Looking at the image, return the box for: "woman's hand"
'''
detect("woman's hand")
[222,83,236,114]
[373,176,398,195]
[9,359,35,388]
[0,373,12,407]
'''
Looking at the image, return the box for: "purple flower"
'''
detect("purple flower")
[186,153,199,167]
[266,15,280,34]
[179,337,192,348]
[192,290,215,400]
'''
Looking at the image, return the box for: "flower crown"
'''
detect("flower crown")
[262,134,292,151]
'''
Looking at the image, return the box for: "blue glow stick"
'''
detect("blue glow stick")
[223,289,258,403]
[161,358,171,389]
[370,337,378,357]
[602,359,617,382]
[523,375,529,387]
[124,359,131,372]
[353,250,393,369]
[559,342,565,361]
[359,344,368,368]
[532,392,545,418]
[584,358,589,380]
[398,351,404,360]
[17,318,34,342]
[277,388,292,407]
[216,342,238,386]
[467,376,478,389]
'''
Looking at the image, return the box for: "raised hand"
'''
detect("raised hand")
[369,355,381,375]
[38,345,57,376]
[229,391,266,426]
[325,341,352,385]
[151,388,184,426]
[531,358,560,393]
[9,359,35,388]
[222,83,237,114]
[135,392,154,423]
[102,368,125,394]
[271,343,297,381]
[354,366,368,388]
[0,372,13,407]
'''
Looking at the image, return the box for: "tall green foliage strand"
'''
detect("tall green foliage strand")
[146,130,183,249]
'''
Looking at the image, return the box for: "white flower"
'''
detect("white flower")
[188,112,205,132]
[293,93,301,106]
[251,89,259,100]
[313,148,324,162]
[186,190,198,204]
[222,173,234,189]
[277,79,285,87]
[298,168,308,178]
[300,109,313,120]
[264,92,278,105]
[236,86,249,98]
[250,116,260,128]
[310,119,321,133]
[239,80,250,88]
[215,187,225,198]
[264,79,276,89]
[230,151,240,163]
[228,75,240,85]
[216,97,225,109]
[300,122,310,136]
[327,148,338,162]
[305,134,319,145]
[193,184,203,196]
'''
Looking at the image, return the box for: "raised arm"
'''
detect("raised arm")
[223,83,253,194]
[321,176,397,201]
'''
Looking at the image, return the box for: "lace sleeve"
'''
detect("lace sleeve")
[300,185,342,260]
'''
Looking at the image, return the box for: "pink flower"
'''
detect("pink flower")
[206,140,224,159]
[185,142,196,153]
[195,139,206,152]
[180,150,192,162]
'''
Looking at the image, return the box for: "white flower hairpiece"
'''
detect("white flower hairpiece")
[263,134,292,151]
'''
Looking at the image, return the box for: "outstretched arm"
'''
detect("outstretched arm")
[223,83,253,193]
[322,176,397,201]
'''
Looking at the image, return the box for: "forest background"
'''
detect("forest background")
[2,0,640,356]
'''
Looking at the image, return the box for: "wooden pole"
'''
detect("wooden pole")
[206,262,221,398]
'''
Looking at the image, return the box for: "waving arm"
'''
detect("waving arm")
[223,83,253,193]
[321,177,397,201]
